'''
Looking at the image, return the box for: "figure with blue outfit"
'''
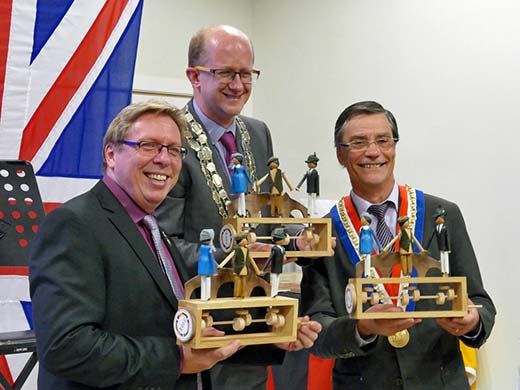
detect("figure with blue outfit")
[198,228,218,300]
[359,212,381,277]
[230,152,255,217]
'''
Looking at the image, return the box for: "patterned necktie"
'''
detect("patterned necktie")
[367,202,394,249]
[220,131,238,171]
[142,215,184,300]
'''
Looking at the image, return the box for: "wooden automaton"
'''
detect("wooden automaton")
[174,232,298,349]
[174,171,333,349]
[345,252,468,320]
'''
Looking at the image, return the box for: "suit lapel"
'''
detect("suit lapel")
[91,182,178,308]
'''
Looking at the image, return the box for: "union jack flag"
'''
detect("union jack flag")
[0,0,144,387]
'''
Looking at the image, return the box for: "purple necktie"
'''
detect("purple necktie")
[220,131,238,171]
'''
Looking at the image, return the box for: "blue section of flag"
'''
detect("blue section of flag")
[20,300,34,329]
[31,0,74,64]
[37,1,144,179]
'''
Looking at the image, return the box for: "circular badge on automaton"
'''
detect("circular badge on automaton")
[173,309,194,342]
[344,283,357,314]
[219,224,236,253]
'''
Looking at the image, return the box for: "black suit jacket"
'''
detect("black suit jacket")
[300,192,496,390]
[29,181,199,389]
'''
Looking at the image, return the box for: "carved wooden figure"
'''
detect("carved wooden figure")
[296,153,320,217]
[255,156,295,217]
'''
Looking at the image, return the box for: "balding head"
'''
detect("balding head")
[188,25,254,67]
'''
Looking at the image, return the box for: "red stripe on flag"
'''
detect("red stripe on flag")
[308,354,333,390]
[0,0,14,119]
[0,355,14,388]
[19,0,130,160]
[43,202,61,214]
[0,266,29,276]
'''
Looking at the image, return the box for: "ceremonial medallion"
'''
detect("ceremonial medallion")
[388,329,410,348]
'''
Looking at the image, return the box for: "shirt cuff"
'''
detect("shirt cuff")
[355,325,378,347]
[461,320,482,340]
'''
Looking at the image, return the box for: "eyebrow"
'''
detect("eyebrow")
[347,132,393,140]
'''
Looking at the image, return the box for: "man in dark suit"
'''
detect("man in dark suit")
[155,25,283,390]
[29,100,320,389]
[300,101,496,389]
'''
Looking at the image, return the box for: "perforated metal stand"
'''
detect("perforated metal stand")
[0,160,43,389]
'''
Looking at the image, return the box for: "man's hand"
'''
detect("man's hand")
[181,327,241,374]
[436,297,480,336]
[357,304,421,338]
[275,316,322,351]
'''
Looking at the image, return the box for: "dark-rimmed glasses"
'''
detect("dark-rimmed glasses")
[122,140,186,159]
[194,66,260,84]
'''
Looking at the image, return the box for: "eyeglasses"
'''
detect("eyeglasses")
[122,140,187,159]
[194,66,260,84]
[339,137,399,152]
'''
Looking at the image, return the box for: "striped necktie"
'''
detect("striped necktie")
[367,202,394,249]
[142,215,184,300]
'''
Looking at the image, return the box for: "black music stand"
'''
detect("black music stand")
[0,160,44,389]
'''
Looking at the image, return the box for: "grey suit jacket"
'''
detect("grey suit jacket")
[157,99,274,274]
[300,193,496,390]
[29,181,199,390]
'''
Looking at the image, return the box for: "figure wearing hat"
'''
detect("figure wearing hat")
[218,232,262,297]
[256,156,295,217]
[296,153,320,217]
[383,215,426,276]
[358,212,381,277]
[262,228,290,297]
[198,229,218,300]
[425,206,451,275]
[230,152,255,217]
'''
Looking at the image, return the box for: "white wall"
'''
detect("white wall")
[136,1,520,388]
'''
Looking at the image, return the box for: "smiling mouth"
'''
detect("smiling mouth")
[223,92,243,99]
[360,163,385,169]
[146,173,167,181]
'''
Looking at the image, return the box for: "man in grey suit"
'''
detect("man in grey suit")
[300,101,496,389]
[29,100,320,389]
[156,25,281,390]
[157,25,274,271]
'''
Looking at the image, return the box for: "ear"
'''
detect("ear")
[186,67,200,88]
[336,147,347,167]
[104,143,117,169]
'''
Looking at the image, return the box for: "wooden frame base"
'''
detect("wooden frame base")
[346,276,468,319]
[221,216,333,258]
[175,296,298,349]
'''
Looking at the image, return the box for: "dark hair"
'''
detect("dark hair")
[231,152,243,164]
[334,101,399,147]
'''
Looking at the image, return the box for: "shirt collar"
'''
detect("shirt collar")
[193,98,237,145]
[350,181,399,215]
[102,174,149,224]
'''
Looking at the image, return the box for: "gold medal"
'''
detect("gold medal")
[388,329,410,348]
